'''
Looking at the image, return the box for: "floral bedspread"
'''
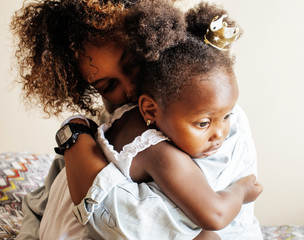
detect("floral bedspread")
[0,152,303,240]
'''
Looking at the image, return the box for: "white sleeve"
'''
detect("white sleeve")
[72,162,126,225]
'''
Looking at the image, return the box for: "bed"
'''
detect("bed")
[0,152,303,240]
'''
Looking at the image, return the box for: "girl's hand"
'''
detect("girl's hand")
[235,174,263,204]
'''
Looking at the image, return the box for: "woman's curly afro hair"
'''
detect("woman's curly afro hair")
[10,0,188,116]
[10,0,135,116]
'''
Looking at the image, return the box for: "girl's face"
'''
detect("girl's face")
[155,69,239,159]
[78,41,140,105]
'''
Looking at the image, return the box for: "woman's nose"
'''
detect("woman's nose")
[125,82,137,100]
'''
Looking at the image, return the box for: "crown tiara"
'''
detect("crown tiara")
[204,15,240,51]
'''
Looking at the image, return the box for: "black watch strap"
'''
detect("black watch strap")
[54,123,94,155]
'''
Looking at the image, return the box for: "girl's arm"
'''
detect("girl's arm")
[135,141,262,231]
[193,231,221,240]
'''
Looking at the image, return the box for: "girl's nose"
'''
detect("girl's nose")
[209,128,224,142]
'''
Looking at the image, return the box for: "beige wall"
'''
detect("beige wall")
[1,0,304,226]
[0,1,72,154]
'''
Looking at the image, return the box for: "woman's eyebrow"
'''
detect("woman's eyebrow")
[91,48,126,87]
[119,48,128,65]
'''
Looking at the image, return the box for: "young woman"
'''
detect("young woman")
[11,0,187,239]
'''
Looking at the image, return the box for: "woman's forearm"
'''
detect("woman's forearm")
[64,134,108,205]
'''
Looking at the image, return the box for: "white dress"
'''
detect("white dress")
[40,103,262,240]
[97,103,168,181]
[74,103,263,240]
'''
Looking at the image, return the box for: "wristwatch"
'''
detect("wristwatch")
[54,123,94,155]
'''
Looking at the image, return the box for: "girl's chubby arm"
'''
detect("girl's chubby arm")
[132,141,263,231]
[63,118,108,205]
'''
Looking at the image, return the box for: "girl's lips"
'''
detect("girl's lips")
[203,146,220,157]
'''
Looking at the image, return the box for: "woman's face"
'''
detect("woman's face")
[78,41,140,105]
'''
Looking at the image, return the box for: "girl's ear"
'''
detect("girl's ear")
[138,94,159,124]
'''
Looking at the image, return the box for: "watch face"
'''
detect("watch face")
[56,125,73,145]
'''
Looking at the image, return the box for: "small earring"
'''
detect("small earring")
[146,120,151,126]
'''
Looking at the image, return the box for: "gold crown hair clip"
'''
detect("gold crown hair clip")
[204,15,240,51]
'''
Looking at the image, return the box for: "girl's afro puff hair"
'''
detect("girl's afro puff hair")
[123,0,187,61]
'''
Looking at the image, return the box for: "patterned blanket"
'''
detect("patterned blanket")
[0,152,303,240]
[261,225,304,240]
[0,152,53,239]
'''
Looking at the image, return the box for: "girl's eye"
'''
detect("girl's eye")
[224,112,233,121]
[195,120,210,129]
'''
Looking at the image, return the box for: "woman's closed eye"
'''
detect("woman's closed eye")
[93,78,118,94]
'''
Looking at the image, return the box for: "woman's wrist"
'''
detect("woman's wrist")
[68,118,89,126]
[62,114,90,127]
